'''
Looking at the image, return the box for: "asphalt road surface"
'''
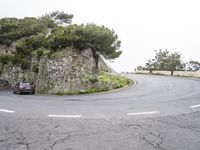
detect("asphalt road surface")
[0,74,200,150]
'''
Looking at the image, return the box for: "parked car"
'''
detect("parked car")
[13,82,35,94]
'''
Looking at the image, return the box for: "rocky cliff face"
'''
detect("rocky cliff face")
[36,48,97,93]
[0,47,114,93]
[0,79,10,90]
[0,44,16,55]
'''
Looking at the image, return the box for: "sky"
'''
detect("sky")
[1,0,200,72]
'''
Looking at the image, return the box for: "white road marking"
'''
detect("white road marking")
[48,115,82,118]
[189,104,200,108]
[169,83,174,89]
[127,111,159,116]
[133,80,137,86]
[0,109,15,113]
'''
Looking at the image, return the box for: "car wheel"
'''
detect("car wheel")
[17,90,21,95]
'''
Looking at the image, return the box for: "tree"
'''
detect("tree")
[144,49,184,75]
[82,24,122,74]
[145,59,157,73]
[136,66,144,71]
[0,13,122,74]
[166,52,185,75]
[42,11,73,25]
[46,24,122,74]
[186,60,200,71]
[0,17,55,46]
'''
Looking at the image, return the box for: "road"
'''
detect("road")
[0,74,200,150]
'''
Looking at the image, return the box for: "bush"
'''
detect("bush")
[55,74,130,95]
[98,73,130,88]
[55,88,109,96]
[33,48,51,59]
[32,63,39,74]
[87,74,99,83]
[20,58,31,70]
[0,54,15,65]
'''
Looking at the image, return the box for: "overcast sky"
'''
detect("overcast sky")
[1,0,200,72]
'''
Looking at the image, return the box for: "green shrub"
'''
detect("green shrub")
[0,55,9,64]
[20,58,31,70]
[33,48,51,59]
[0,17,54,46]
[56,90,79,95]
[87,74,99,83]
[55,87,109,96]
[98,73,130,88]
[32,63,39,74]
[0,54,16,65]
[55,74,130,95]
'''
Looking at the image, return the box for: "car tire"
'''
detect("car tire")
[17,90,21,95]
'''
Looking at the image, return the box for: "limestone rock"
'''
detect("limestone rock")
[0,46,115,94]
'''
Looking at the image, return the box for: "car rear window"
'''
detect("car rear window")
[20,83,31,86]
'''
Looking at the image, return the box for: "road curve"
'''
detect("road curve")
[0,74,200,118]
[1,74,200,150]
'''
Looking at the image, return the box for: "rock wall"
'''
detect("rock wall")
[36,48,97,93]
[0,64,37,87]
[0,79,10,90]
[0,47,114,93]
[98,57,116,73]
[0,44,16,55]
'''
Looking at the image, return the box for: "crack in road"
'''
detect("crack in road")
[140,132,166,150]
[1,114,200,150]
[148,112,200,135]
[1,75,200,149]
[49,134,71,150]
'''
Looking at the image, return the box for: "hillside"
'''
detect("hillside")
[0,11,129,94]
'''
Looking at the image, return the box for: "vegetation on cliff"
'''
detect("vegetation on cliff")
[0,11,130,95]
[55,72,130,95]
[0,11,122,73]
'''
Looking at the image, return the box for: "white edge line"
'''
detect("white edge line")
[133,80,137,86]
[169,83,174,89]
[189,104,200,108]
[127,111,159,116]
[48,115,82,118]
[0,109,15,113]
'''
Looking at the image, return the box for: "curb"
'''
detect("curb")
[36,76,137,96]
[79,78,137,96]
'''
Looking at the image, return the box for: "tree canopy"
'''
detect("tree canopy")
[0,17,55,46]
[186,60,200,71]
[46,24,122,73]
[140,49,185,75]
[41,11,73,25]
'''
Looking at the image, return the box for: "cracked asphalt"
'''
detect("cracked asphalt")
[0,74,200,150]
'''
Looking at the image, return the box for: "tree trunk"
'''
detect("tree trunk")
[92,51,99,75]
[170,70,174,76]
[149,69,153,74]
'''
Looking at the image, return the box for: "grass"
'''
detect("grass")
[55,88,109,96]
[55,73,130,95]
[98,73,130,88]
